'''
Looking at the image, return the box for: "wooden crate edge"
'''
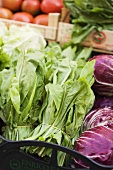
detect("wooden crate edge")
[0,13,60,41]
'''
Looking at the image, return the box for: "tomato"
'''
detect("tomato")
[33,14,48,26]
[0,7,13,19]
[1,0,22,12]
[21,0,40,16]
[40,0,64,14]
[11,12,34,23]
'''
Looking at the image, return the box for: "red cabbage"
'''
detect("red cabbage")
[74,126,113,168]
[81,107,113,132]
[90,54,113,96]
[93,96,113,109]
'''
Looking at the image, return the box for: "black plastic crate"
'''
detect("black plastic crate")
[1,135,113,170]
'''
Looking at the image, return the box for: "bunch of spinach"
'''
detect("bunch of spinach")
[64,0,113,44]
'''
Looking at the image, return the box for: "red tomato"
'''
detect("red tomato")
[33,14,48,26]
[0,7,13,19]
[11,12,34,23]
[40,0,64,14]
[21,0,40,16]
[1,0,22,12]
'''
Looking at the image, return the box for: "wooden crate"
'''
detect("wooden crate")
[0,13,60,41]
[57,8,113,54]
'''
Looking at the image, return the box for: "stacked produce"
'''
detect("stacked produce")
[0,0,64,25]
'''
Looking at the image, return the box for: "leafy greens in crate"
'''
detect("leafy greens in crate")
[64,0,113,44]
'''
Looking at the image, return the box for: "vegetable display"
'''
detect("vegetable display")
[1,0,113,167]
[0,22,95,166]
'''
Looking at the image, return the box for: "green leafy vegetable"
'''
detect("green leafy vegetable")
[0,22,46,71]
[0,27,95,165]
[64,0,113,44]
[25,53,95,165]
[64,0,113,23]
[0,50,45,140]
